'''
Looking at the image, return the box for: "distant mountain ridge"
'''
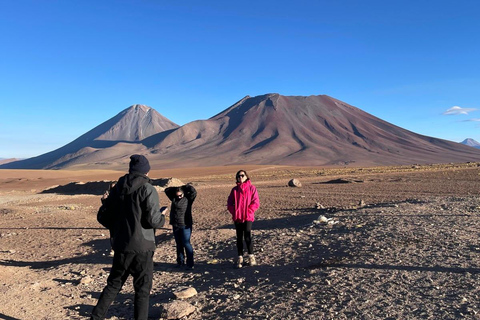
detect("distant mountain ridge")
[2,104,179,169]
[2,94,480,170]
[0,158,18,165]
[461,138,480,149]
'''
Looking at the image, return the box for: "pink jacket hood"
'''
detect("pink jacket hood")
[227,180,260,222]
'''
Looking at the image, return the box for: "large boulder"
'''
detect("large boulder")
[151,177,184,192]
[288,179,302,187]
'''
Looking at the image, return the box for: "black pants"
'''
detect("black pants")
[234,221,253,256]
[91,251,154,320]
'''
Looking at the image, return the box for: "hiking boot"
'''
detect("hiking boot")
[248,254,257,266]
[235,256,243,269]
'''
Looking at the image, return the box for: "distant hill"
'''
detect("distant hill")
[461,138,480,149]
[0,158,19,165]
[3,94,480,170]
[1,104,179,169]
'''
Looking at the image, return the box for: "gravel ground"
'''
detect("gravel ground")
[0,163,479,319]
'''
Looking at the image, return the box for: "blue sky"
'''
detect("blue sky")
[1,1,479,158]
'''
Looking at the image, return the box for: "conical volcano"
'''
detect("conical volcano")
[3,94,480,169]
[146,94,480,166]
[2,104,179,169]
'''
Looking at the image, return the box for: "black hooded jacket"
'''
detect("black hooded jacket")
[165,184,197,228]
[108,172,165,252]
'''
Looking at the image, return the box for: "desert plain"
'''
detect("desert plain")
[0,163,479,319]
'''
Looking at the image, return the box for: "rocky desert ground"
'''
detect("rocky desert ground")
[0,163,479,320]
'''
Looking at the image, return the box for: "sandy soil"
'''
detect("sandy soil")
[0,163,479,319]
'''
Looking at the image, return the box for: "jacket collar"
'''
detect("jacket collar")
[236,180,251,189]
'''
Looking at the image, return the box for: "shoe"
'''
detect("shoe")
[235,256,243,269]
[248,254,257,266]
[186,265,194,271]
[174,263,184,268]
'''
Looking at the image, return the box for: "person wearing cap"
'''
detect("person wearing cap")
[91,154,166,320]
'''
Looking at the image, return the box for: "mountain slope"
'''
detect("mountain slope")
[1,105,178,169]
[145,94,480,167]
[3,95,480,170]
[461,138,480,149]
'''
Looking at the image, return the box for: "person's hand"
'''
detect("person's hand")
[101,190,109,200]
[160,206,169,215]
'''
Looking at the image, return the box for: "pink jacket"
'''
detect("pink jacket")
[227,180,260,222]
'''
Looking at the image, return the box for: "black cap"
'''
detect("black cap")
[129,154,151,174]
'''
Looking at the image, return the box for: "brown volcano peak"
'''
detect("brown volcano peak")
[3,94,480,170]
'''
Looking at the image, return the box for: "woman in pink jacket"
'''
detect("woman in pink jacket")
[227,170,260,268]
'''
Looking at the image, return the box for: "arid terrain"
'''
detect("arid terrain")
[1,163,479,319]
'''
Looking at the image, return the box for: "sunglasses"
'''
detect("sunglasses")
[176,194,184,199]
[237,174,245,178]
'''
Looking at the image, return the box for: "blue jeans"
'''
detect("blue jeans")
[173,226,194,267]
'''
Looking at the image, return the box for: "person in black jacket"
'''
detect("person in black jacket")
[164,184,197,269]
[91,155,166,320]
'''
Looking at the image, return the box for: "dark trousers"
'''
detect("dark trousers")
[91,251,154,320]
[173,225,194,267]
[234,221,253,256]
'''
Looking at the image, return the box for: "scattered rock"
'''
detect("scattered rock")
[288,179,302,187]
[207,259,219,264]
[314,215,338,225]
[79,276,93,286]
[173,287,198,299]
[161,300,196,319]
[318,215,329,223]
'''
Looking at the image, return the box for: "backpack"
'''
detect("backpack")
[97,188,119,230]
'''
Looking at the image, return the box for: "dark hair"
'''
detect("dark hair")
[236,170,250,181]
[174,187,183,194]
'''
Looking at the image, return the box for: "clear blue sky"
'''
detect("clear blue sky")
[1,1,479,158]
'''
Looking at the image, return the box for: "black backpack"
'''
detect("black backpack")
[97,188,119,230]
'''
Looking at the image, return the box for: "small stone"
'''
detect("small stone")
[79,276,93,285]
[161,300,196,319]
[316,203,325,209]
[207,259,219,264]
[288,179,302,187]
[173,287,198,299]
[318,216,329,223]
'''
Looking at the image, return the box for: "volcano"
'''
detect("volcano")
[1,104,179,169]
[143,94,480,167]
[3,94,480,169]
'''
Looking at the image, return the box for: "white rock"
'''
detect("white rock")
[318,216,329,223]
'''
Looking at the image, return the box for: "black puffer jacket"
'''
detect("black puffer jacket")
[109,173,165,252]
[165,184,197,227]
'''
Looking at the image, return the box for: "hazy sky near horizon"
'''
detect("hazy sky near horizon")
[1,1,479,158]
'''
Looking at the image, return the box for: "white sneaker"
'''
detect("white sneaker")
[235,256,243,269]
[248,254,257,266]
